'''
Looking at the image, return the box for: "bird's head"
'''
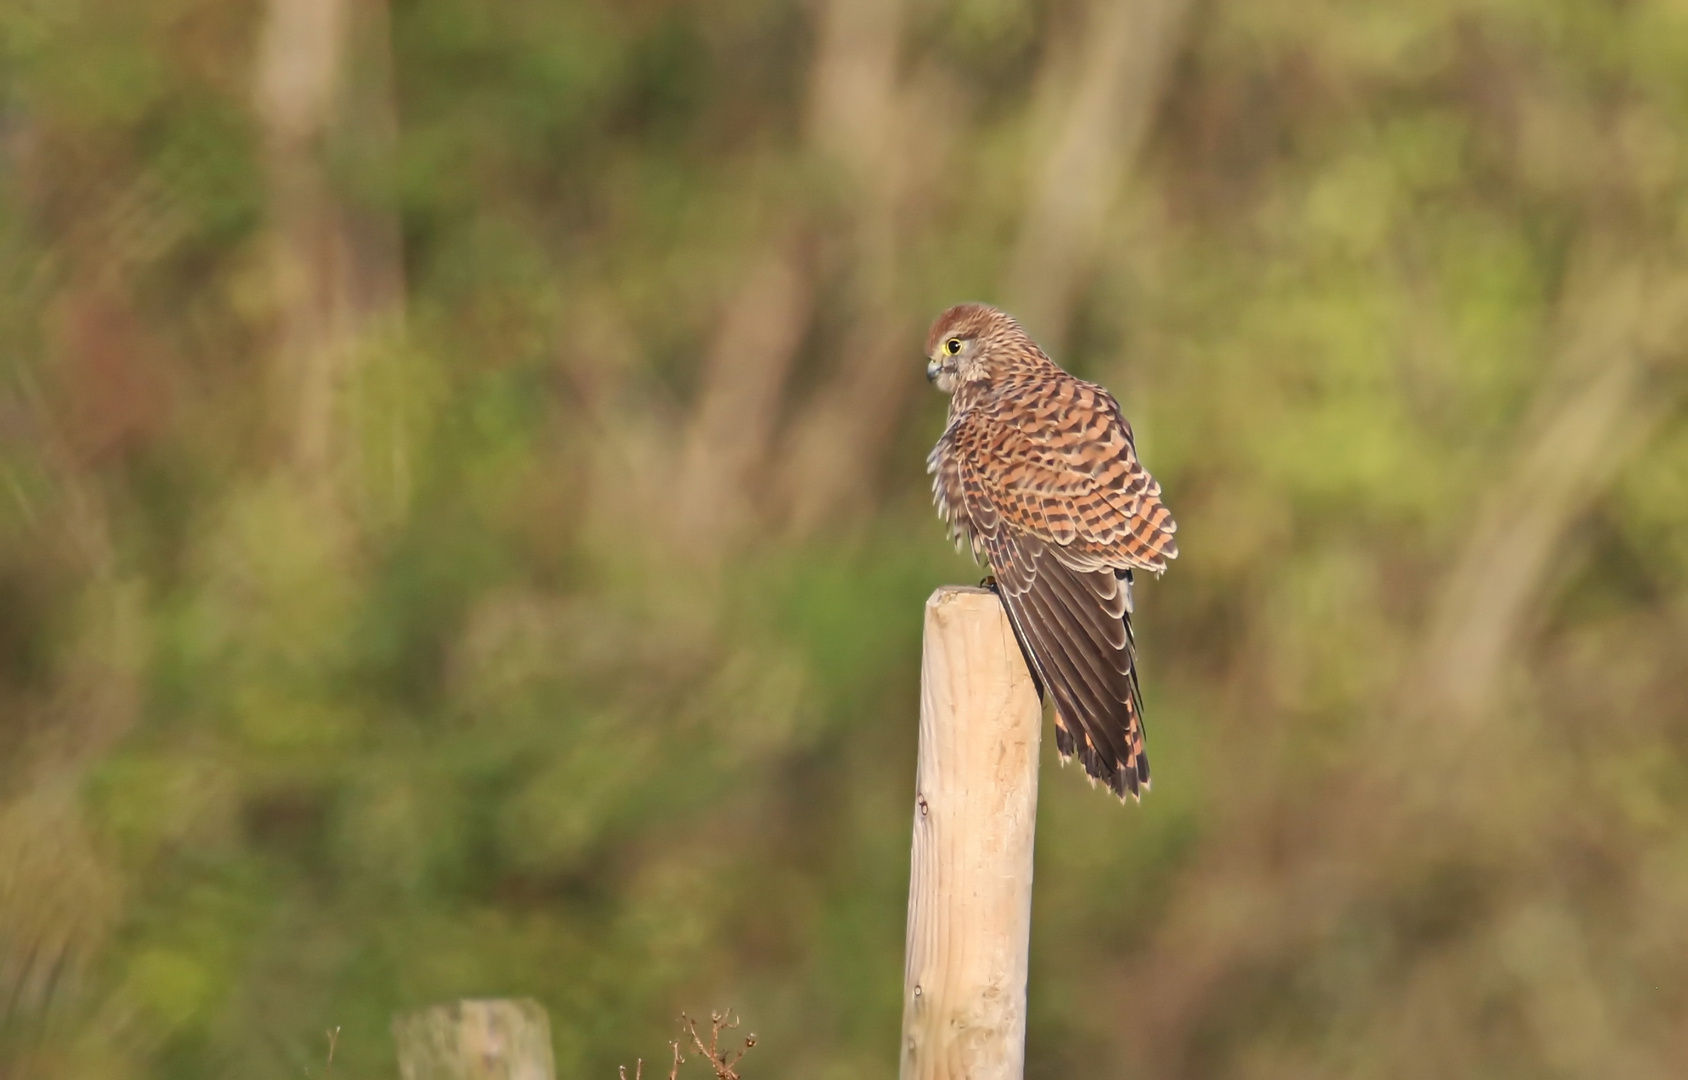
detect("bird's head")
[924,303,1028,394]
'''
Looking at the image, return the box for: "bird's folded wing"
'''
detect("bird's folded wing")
[983,521,1149,798]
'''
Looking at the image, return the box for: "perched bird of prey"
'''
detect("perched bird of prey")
[925,304,1178,800]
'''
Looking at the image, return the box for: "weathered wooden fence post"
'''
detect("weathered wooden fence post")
[393,998,556,1080]
[900,586,1044,1080]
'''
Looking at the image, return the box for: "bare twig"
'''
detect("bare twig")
[324,1027,340,1075]
[679,1011,757,1080]
[619,1029,697,1080]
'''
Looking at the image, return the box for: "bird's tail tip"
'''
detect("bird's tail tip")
[1055,715,1149,803]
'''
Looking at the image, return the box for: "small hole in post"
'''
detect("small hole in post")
[913,985,922,998]
[917,794,929,816]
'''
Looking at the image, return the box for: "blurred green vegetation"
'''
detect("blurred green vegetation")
[3,0,1688,1077]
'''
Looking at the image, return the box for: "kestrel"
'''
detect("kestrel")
[925,304,1178,801]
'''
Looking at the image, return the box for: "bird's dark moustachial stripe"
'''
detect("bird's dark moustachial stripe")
[924,303,1176,801]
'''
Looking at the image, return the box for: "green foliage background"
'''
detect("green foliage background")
[4,1,1688,1077]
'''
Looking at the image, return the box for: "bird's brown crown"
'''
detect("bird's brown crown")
[925,303,1020,356]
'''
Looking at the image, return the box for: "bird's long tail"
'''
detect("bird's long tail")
[989,560,1150,801]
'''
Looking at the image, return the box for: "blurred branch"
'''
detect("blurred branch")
[1415,251,1685,732]
[675,240,813,561]
[1005,0,1191,347]
[805,0,902,188]
[774,313,911,536]
[254,0,404,485]
[776,0,916,534]
[565,294,688,577]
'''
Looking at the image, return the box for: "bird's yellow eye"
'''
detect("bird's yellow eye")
[945,337,963,355]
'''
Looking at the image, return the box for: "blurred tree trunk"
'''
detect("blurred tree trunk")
[675,239,814,561]
[254,0,404,488]
[1414,250,1682,736]
[1005,0,1190,350]
[776,0,914,535]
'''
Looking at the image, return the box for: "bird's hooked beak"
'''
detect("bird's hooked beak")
[926,359,941,383]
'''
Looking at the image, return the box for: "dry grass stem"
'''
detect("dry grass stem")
[682,1010,757,1080]
[625,1011,754,1080]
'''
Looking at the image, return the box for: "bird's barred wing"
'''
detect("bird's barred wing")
[938,414,1149,798]
[977,380,1178,571]
[984,521,1150,800]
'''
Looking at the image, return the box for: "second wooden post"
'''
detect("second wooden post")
[899,586,1044,1080]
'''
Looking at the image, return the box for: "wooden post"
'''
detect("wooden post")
[900,586,1044,1080]
[392,998,556,1080]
